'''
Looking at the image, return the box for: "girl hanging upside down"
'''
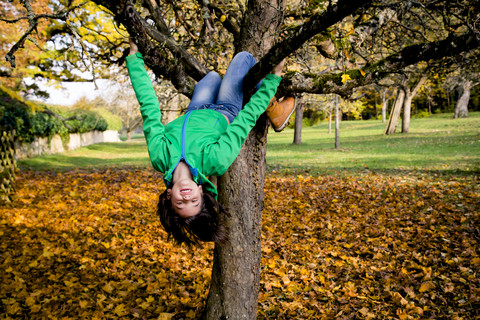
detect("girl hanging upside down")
[126,38,295,245]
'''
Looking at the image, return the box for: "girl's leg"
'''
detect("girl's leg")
[215,52,257,111]
[186,71,222,110]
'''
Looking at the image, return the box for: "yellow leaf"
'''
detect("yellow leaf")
[103,282,114,293]
[419,281,435,292]
[186,310,196,319]
[113,303,126,316]
[341,73,351,84]
[220,15,226,22]
[6,267,13,273]
[79,300,88,308]
[31,304,41,313]
[25,296,35,307]
[148,246,155,253]
[158,313,174,320]
[42,248,54,258]
[102,242,110,249]
[359,69,366,76]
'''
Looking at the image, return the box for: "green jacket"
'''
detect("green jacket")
[126,52,281,197]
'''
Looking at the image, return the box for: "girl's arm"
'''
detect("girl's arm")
[202,73,282,174]
[126,40,168,172]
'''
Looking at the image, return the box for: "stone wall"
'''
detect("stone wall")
[15,130,120,159]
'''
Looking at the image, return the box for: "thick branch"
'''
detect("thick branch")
[139,15,209,80]
[281,32,480,97]
[119,2,201,97]
[243,0,373,88]
[144,0,171,36]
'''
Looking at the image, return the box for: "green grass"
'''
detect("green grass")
[18,140,151,171]
[267,112,480,175]
[18,112,480,175]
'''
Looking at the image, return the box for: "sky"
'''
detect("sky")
[38,80,111,106]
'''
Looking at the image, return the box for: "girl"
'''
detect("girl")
[126,39,294,245]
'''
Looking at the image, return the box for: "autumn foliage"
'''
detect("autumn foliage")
[1,168,479,319]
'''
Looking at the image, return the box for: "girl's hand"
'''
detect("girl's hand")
[272,58,286,76]
[129,37,138,55]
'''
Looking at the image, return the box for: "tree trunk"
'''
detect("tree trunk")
[328,111,332,134]
[293,95,303,144]
[402,75,427,133]
[454,79,472,118]
[385,87,404,135]
[334,95,340,149]
[381,89,388,123]
[204,1,285,319]
[401,94,413,133]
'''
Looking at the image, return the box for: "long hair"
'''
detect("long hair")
[157,188,228,246]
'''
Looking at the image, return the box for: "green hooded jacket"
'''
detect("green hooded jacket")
[126,52,281,198]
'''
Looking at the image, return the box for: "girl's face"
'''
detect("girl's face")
[167,179,203,218]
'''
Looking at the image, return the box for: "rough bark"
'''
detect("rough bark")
[293,96,304,145]
[454,79,472,118]
[204,1,285,319]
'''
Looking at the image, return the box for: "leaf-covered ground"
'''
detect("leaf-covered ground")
[1,168,479,319]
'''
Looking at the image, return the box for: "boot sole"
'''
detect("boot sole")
[272,98,297,132]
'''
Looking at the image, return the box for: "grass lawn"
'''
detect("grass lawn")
[18,112,480,176]
[267,112,480,175]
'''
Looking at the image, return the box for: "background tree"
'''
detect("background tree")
[4,0,480,319]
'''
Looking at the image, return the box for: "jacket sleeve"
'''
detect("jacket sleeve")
[203,73,282,174]
[126,52,168,172]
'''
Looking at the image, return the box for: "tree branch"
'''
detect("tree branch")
[121,2,200,97]
[281,32,480,97]
[4,0,75,68]
[243,0,373,90]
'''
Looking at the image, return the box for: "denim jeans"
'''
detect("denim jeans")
[186,52,257,123]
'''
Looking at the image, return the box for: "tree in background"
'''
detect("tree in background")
[3,0,480,319]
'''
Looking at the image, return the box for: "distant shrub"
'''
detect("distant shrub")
[95,108,123,131]
[0,84,113,142]
[413,110,432,118]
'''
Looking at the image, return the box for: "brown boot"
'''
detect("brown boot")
[266,96,296,132]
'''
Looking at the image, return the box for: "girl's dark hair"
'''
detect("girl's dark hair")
[157,188,228,246]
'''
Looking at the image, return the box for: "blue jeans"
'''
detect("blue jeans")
[186,52,258,123]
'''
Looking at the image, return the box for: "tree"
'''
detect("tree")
[454,79,475,118]
[5,0,480,319]
[385,73,427,134]
[293,95,304,145]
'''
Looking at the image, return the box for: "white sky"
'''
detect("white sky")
[39,80,110,106]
